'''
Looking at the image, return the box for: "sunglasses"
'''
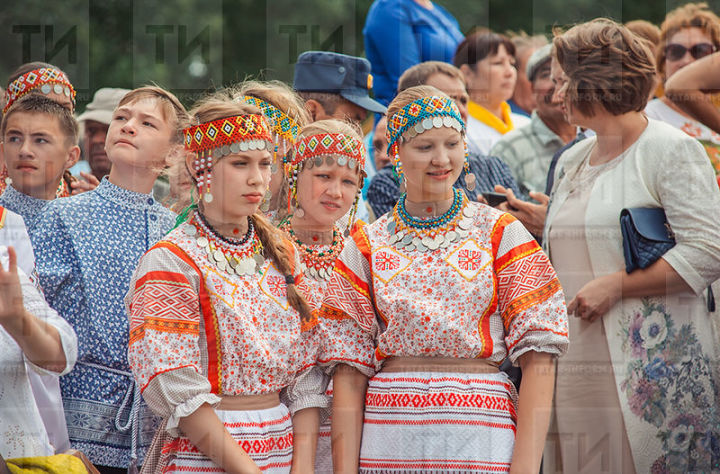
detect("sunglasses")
[665,43,716,61]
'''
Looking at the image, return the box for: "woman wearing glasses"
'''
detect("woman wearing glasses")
[645,3,720,178]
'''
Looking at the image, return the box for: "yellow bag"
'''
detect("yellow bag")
[6,454,87,474]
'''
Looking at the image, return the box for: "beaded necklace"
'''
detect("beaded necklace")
[280,220,344,280]
[181,211,265,275]
[387,188,476,252]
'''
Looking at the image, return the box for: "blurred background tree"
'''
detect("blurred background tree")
[1,0,718,109]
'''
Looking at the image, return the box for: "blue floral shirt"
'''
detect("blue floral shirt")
[0,184,52,236]
[33,178,175,468]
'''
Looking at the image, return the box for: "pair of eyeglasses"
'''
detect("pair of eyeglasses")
[665,43,716,61]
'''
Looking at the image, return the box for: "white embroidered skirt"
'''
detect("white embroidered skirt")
[163,404,293,473]
[359,371,518,473]
[315,381,334,473]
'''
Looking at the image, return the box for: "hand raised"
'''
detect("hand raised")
[0,246,25,324]
[71,172,100,195]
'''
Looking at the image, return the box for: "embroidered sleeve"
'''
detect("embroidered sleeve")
[126,244,220,435]
[317,226,377,377]
[491,213,569,364]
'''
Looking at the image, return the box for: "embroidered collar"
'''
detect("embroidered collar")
[94,177,159,210]
[467,100,514,135]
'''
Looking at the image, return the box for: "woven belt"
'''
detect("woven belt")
[381,356,500,374]
[216,392,281,411]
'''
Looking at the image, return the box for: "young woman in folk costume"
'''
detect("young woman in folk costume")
[231,80,310,222]
[126,98,326,474]
[279,119,366,473]
[317,85,569,474]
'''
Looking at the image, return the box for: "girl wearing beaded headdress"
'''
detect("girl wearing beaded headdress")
[127,98,326,474]
[232,80,310,221]
[278,118,366,473]
[317,85,569,473]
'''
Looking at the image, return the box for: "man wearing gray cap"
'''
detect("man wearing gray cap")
[76,88,130,183]
[294,51,386,123]
[490,44,575,196]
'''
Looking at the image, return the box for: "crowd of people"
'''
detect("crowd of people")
[1,1,720,473]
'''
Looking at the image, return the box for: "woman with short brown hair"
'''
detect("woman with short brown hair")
[545,18,720,473]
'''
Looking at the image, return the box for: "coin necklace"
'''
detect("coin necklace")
[280,221,343,280]
[387,188,475,252]
[182,212,265,276]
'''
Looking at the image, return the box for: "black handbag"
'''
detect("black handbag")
[619,208,675,273]
[620,207,715,312]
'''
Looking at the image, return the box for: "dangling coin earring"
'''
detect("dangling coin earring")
[204,154,214,203]
[393,152,406,194]
[260,189,272,213]
[463,140,476,192]
[272,135,279,174]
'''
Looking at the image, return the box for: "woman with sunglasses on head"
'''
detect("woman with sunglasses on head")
[126,97,323,473]
[318,85,568,473]
[645,2,720,178]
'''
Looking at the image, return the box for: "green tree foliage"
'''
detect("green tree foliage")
[2,0,720,110]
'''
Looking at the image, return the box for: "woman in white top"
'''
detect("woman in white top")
[544,19,720,473]
[453,31,530,155]
[0,245,78,459]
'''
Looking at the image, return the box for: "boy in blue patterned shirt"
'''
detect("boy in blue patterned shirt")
[32,87,189,473]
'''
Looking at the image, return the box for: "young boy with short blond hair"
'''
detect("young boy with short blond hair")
[33,86,188,472]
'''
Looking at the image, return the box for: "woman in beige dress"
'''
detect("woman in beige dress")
[544,19,720,473]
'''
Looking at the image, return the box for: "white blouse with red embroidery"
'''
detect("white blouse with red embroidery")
[318,201,569,376]
[126,219,325,435]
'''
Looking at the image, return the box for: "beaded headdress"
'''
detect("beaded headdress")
[241,95,299,144]
[183,114,273,203]
[386,95,474,189]
[4,67,76,114]
[240,95,302,212]
[288,132,367,228]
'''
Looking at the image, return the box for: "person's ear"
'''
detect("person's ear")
[459,64,475,83]
[304,99,326,122]
[65,145,81,170]
[163,144,184,169]
[185,150,198,180]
